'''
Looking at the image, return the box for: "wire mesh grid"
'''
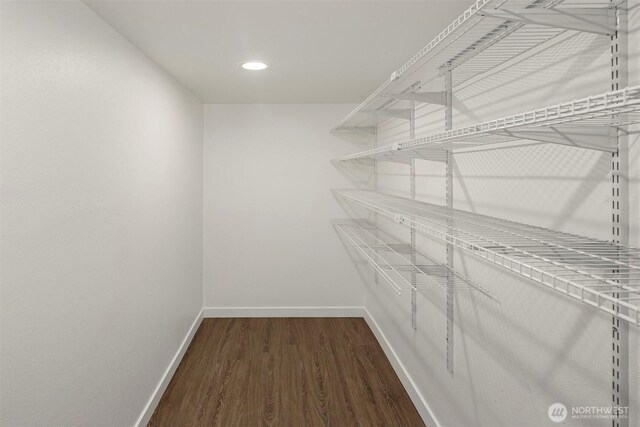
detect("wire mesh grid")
[334,220,489,295]
[336,85,640,163]
[332,0,613,132]
[334,190,640,326]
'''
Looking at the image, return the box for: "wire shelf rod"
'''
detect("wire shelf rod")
[335,221,488,295]
[333,0,616,132]
[334,190,640,325]
[337,85,640,163]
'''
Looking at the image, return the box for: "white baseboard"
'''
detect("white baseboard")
[363,308,441,427]
[203,306,365,318]
[135,308,204,427]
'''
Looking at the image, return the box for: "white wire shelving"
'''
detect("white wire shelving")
[332,0,618,133]
[335,220,488,295]
[336,85,640,164]
[334,190,640,326]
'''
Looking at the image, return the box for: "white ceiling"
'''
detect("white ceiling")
[86,0,471,103]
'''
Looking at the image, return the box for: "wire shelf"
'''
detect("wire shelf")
[334,190,640,326]
[332,0,616,133]
[335,220,488,295]
[336,85,640,164]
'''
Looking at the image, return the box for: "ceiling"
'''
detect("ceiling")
[86,1,471,103]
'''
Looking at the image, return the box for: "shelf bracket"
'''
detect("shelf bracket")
[414,149,448,163]
[361,109,411,121]
[489,126,618,151]
[334,126,376,135]
[479,7,616,36]
[382,92,447,106]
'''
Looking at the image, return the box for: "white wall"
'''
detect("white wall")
[343,4,640,427]
[203,104,364,310]
[0,2,203,426]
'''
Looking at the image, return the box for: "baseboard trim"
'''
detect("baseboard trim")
[135,308,204,427]
[203,306,365,318]
[363,308,441,427]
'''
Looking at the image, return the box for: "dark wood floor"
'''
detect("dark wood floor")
[149,317,425,427]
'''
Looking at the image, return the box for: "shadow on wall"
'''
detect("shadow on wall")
[334,142,613,240]
[454,31,610,124]
[452,143,612,236]
[331,159,372,189]
[365,245,609,426]
[332,195,612,424]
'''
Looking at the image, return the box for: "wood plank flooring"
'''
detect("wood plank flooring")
[149,318,425,427]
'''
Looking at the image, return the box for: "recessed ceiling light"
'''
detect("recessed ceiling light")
[241,61,268,71]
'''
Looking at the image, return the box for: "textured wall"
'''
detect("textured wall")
[203,104,364,310]
[0,2,203,425]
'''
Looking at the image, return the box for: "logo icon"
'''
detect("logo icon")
[548,403,567,423]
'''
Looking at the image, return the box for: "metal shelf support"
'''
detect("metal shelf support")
[490,126,617,151]
[373,117,379,287]
[383,92,447,105]
[610,2,629,426]
[409,83,418,331]
[479,7,616,35]
[335,126,376,135]
[444,64,455,376]
[361,109,412,121]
